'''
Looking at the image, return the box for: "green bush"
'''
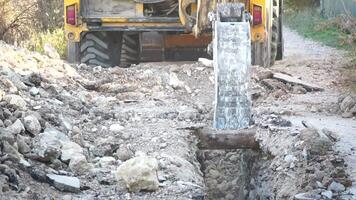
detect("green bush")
[285,9,354,50]
[25,28,66,59]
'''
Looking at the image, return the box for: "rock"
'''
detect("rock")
[341,112,353,118]
[4,120,12,128]
[300,128,332,156]
[29,87,40,96]
[44,43,60,59]
[4,95,27,110]
[46,174,80,193]
[321,190,333,199]
[327,181,345,192]
[109,124,124,133]
[2,141,22,162]
[28,73,42,86]
[59,114,72,132]
[0,128,15,144]
[198,58,213,68]
[169,72,185,89]
[24,115,41,135]
[115,145,134,161]
[17,134,31,154]
[294,192,322,200]
[61,142,84,163]
[32,130,65,162]
[284,154,297,164]
[340,95,356,113]
[7,119,25,135]
[116,156,159,192]
[69,155,91,175]
[252,67,273,81]
[99,156,117,168]
[292,85,307,94]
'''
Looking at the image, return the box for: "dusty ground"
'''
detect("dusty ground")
[0,28,355,200]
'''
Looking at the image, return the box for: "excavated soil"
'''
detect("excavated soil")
[0,28,355,200]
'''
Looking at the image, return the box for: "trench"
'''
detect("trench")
[197,149,272,200]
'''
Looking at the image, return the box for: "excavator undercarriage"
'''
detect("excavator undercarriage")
[65,0,284,129]
[65,0,284,68]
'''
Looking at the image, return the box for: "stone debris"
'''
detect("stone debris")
[328,181,346,193]
[46,174,80,193]
[24,115,41,135]
[338,94,356,118]
[0,40,353,200]
[117,156,159,192]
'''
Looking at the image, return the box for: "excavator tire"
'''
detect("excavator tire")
[120,33,140,68]
[270,18,279,66]
[276,0,284,60]
[80,32,140,68]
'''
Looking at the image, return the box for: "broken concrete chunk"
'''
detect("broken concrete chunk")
[69,155,91,175]
[273,73,324,91]
[321,190,333,199]
[4,95,27,110]
[17,134,31,154]
[300,128,332,156]
[109,124,124,133]
[252,66,273,81]
[8,119,25,135]
[0,128,16,144]
[32,131,63,162]
[24,115,41,135]
[169,72,185,89]
[116,156,159,192]
[46,174,80,193]
[99,156,117,168]
[327,181,345,192]
[61,142,84,163]
[198,58,213,68]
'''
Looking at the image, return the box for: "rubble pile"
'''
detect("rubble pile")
[0,40,353,200]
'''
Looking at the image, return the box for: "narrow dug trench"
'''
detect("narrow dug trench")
[198,149,263,200]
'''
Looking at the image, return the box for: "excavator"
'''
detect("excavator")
[64,0,284,130]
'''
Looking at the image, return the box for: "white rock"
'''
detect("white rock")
[328,181,345,192]
[61,141,84,162]
[284,154,297,164]
[321,190,333,199]
[169,73,185,89]
[29,87,40,96]
[59,114,72,131]
[109,124,124,133]
[4,95,27,110]
[24,115,41,135]
[32,131,63,162]
[116,156,159,192]
[8,119,25,135]
[99,156,117,168]
[198,58,213,68]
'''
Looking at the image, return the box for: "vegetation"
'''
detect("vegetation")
[284,0,355,55]
[285,10,355,50]
[0,0,65,57]
[25,28,66,58]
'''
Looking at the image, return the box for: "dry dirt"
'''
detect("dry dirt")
[0,28,355,200]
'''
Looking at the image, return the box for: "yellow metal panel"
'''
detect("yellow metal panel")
[135,3,144,17]
[250,0,271,42]
[64,0,85,42]
[101,22,182,27]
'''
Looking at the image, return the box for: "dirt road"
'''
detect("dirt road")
[0,28,355,200]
